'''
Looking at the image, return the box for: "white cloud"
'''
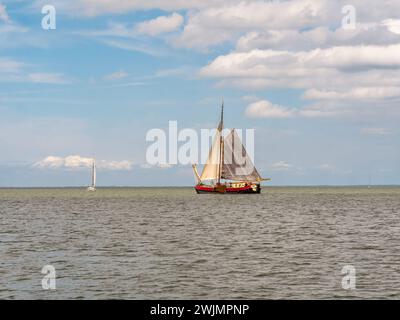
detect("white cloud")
[245,100,294,119]
[0,23,28,35]
[136,13,184,36]
[0,57,24,74]
[35,0,225,16]
[0,4,10,23]
[318,164,336,171]
[297,103,350,118]
[361,128,393,136]
[73,22,171,56]
[173,0,327,50]
[35,156,65,169]
[303,87,400,100]
[34,155,133,170]
[244,98,399,120]
[64,155,94,168]
[236,24,400,52]
[201,45,400,80]
[141,163,173,169]
[172,21,233,51]
[270,161,294,172]
[382,19,400,35]
[151,1,397,124]
[0,58,69,84]
[153,66,194,78]
[103,70,129,81]
[73,22,136,38]
[33,0,400,50]
[22,0,400,125]
[170,0,400,50]
[72,21,142,40]
[99,160,133,170]
[100,39,166,56]
[28,73,68,84]
[0,23,44,51]
[201,44,400,120]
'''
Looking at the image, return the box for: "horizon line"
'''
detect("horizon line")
[1,184,400,189]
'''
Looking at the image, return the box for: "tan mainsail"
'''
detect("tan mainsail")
[221,129,262,182]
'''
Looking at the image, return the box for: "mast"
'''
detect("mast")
[219,98,224,130]
[217,99,224,184]
[92,162,96,188]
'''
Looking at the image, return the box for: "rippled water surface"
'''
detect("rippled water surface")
[1,187,400,299]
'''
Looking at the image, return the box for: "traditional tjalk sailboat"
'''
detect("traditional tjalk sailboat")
[193,102,269,194]
[87,161,96,192]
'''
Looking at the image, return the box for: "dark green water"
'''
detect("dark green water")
[1,187,400,299]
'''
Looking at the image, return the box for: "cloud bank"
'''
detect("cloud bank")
[34,155,133,170]
[136,13,184,36]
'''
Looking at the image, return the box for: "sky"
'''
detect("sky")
[0,0,399,187]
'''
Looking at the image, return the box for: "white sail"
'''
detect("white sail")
[200,130,221,181]
[87,161,96,191]
[92,163,96,187]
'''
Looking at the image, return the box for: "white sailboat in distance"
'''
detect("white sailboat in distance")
[87,161,96,192]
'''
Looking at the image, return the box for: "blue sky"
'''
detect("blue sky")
[0,0,400,187]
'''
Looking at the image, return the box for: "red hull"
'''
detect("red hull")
[195,184,260,194]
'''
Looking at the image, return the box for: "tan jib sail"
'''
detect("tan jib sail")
[221,129,262,182]
[200,129,221,181]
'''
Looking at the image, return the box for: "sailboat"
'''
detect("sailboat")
[193,102,269,194]
[87,161,96,192]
